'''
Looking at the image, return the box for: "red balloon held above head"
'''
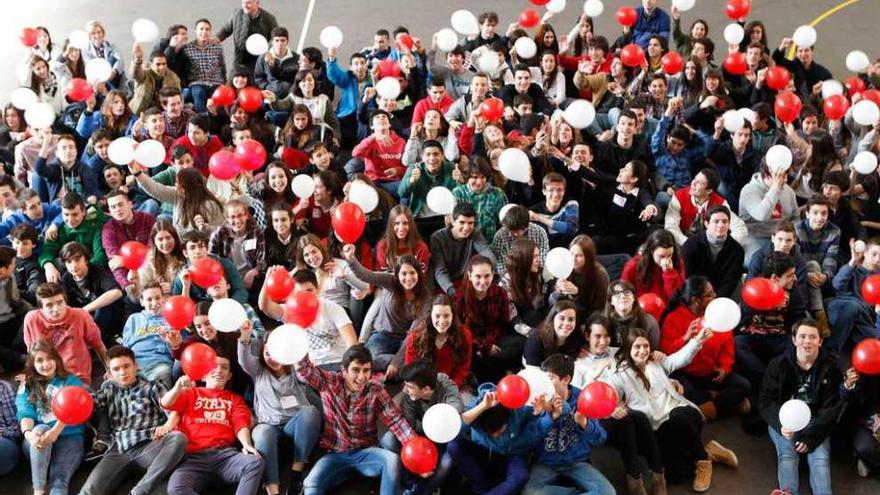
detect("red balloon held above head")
[51,386,94,425]
[395,33,414,51]
[238,87,264,113]
[741,278,786,311]
[497,375,531,409]
[265,269,295,302]
[853,339,880,375]
[401,436,439,475]
[616,6,638,27]
[774,91,803,123]
[234,139,267,171]
[20,27,39,47]
[283,290,321,328]
[378,58,401,79]
[619,43,645,68]
[119,241,148,270]
[181,343,218,381]
[722,52,748,76]
[661,52,684,75]
[638,293,666,322]
[725,0,752,20]
[331,202,367,243]
[478,97,505,121]
[162,295,197,330]
[822,94,849,121]
[212,85,236,107]
[519,8,541,28]
[577,381,619,418]
[845,76,866,97]
[66,78,94,103]
[862,89,880,107]
[861,274,880,305]
[189,257,224,289]
[765,66,791,91]
[209,150,242,181]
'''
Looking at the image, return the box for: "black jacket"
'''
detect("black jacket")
[682,231,745,299]
[497,83,553,116]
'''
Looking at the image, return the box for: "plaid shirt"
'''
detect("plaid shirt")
[452,184,507,243]
[295,356,414,452]
[453,284,511,354]
[182,42,226,87]
[208,218,266,273]
[163,108,197,140]
[795,218,841,278]
[491,223,550,273]
[93,376,168,452]
[0,381,20,440]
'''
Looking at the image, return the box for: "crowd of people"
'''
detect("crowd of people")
[0,0,879,494]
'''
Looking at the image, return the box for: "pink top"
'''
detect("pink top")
[23,308,105,385]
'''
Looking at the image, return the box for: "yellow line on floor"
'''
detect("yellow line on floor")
[786,0,863,58]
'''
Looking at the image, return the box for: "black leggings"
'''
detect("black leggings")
[471,334,526,383]
[655,406,708,482]
[601,409,663,477]
[673,370,751,413]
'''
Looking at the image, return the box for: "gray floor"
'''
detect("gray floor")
[2,0,880,493]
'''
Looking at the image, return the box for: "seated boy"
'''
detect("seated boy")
[59,241,124,343]
[122,281,176,386]
[172,230,248,304]
[0,246,30,372]
[794,195,841,333]
[208,199,265,291]
[528,173,579,249]
[39,191,107,284]
[11,224,44,306]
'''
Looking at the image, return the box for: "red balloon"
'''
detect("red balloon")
[378,59,401,79]
[162,295,197,330]
[616,6,638,27]
[51,386,93,425]
[661,52,684,75]
[577,382,619,418]
[853,339,880,375]
[478,97,505,121]
[774,91,803,123]
[725,0,752,20]
[497,375,531,409]
[20,28,39,48]
[234,139,267,171]
[638,293,666,322]
[619,43,645,68]
[265,269,295,302]
[181,343,218,381]
[238,87,264,113]
[741,278,786,311]
[283,290,321,328]
[823,94,850,121]
[723,52,748,76]
[209,150,242,181]
[395,33,414,51]
[519,8,541,28]
[862,89,880,107]
[119,241,148,270]
[401,436,439,475]
[212,85,236,107]
[861,274,880,305]
[189,257,225,289]
[530,0,551,5]
[765,66,791,91]
[331,201,367,243]
[66,78,94,102]
[845,76,866,97]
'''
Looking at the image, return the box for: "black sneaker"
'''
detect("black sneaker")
[85,439,111,461]
[285,478,303,495]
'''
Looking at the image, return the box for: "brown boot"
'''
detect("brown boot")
[626,474,648,495]
[736,397,752,415]
[699,401,718,421]
[651,471,667,495]
[815,310,831,338]
[693,460,713,492]
[705,439,739,467]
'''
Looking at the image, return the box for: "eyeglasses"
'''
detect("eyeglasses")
[611,290,633,298]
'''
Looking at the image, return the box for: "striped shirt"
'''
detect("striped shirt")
[93,376,169,452]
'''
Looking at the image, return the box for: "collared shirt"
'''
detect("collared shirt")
[0,381,20,440]
[94,377,169,452]
[163,108,197,139]
[491,223,550,273]
[208,219,266,274]
[181,42,226,87]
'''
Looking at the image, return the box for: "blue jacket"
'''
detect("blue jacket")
[535,386,607,467]
[0,203,62,239]
[326,59,365,118]
[461,384,553,456]
[122,311,175,372]
[633,7,671,49]
[651,116,710,189]
[16,375,87,438]
[833,263,880,298]
[33,156,102,202]
[75,111,138,141]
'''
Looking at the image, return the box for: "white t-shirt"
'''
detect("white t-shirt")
[304,298,352,366]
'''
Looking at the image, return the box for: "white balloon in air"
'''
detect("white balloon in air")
[426,187,456,215]
[562,99,596,129]
[131,18,160,44]
[24,103,55,129]
[10,87,38,110]
[498,148,531,183]
[846,50,870,72]
[722,110,745,133]
[821,80,844,99]
[266,324,310,365]
[792,25,817,47]
[375,77,402,100]
[518,367,556,404]
[779,399,811,432]
[133,139,167,168]
[435,29,458,52]
[546,247,575,279]
[108,137,138,165]
[349,180,379,213]
[477,52,501,73]
[422,403,462,443]
[853,100,880,127]
[451,10,480,36]
[672,0,696,11]
[515,37,537,59]
[246,34,269,56]
[547,0,567,14]
[723,23,745,45]
[583,0,604,17]
[319,26,344,49]
[85,58,113,84]
[766,145,793,172]
[852,151,879,175]
[208,298,248,333]
[291,174,315,198]
[68,30,90,51]
[703,297,741,332]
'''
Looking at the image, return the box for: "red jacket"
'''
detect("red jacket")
[411,95,454,125]
[404,325,473,387]
[164,387,252,453]
[170,135,225,177]
[673,188,728,237]
[352,133,406,183]
[621,255,686,303]
[660,306,735,377]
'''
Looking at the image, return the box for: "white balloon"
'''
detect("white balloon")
[855,240,867,254]
[792,25,817,48]
[765,145,793,172]
[208,298,248,333]
[738,107,757,124]
[846,50,870,73]
[375,77,401,100]
[133,139,167,168]
[349,180,379,213]
[499,204,516,223]
[702,297,741,332]
[85,58,113,84]
[518,367,556,404]
[266,324,309,365]
[23,103,55,129]
[477,51,501,74]
[426,187,456,215]
[422,403,462,443]
[562,99,596,129]
[246,34,269,56]
[68,30,90,51]
[779,399,812,432]
[852,151,879,175]
[514,37,537,59]
[131,18,159,44]
[451,10,480,36]
[436,29,458,52]
[582,0,604,17]
[722,110,745,133]
[672,0,696,11]
[108,137,138,165]
[499,148,531,183]
[853,100,880,127]
[319,26,344,49]
[723,23,745,45]
[547,0,567,14]
[291,174,315,198]
[546,247,575,279]
[821,80,844,99]
[10,87,38,110]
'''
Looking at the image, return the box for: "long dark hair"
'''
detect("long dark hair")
[411,294,469,366]
[537,300,583,354]
[148,219,185,283]
[60,39,86,79]
[24,340,70,413]
[176,168,223,228]
[569,234,606,311]
[389,254,430,318]
[461,255,496,311]
[282,104,317,150]
[615,327,653,390]
[682,56,704,105]
[383,205,423,271]
[506,238,541,307]
[804,132,839,193]
[635,230,681,287]
[658,275,711,327]
[260,161,297,206]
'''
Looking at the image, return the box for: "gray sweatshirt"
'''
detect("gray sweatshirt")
[738,172,799,240]
[400,373,464,434]
[429,227,496,295]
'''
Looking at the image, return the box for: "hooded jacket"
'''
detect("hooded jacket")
[535,385,607,467]
[462,383,554,456]
[738,172,799,240]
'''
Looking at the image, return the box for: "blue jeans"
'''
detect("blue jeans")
[380,432,454,495]
[23,424,84,494]
[189,84,217,113]
[447,438,529,495]
[522,462,616,495]
[366,332,406,371]
[376,180,402,200]
[303,447,402,495]
[768,427,832,495]
[142,362,173,388]
[734,333,791,389]
[253,406,322,485]
[135,198,161,217]
[0,436,19,476]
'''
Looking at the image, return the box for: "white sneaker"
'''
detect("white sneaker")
[858,459,870,478]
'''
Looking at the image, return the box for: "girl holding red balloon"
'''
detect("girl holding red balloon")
[292,233,369,323]
[16,340,87,495]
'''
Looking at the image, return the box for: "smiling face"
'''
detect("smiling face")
[226,204,248,233]
[33,351,57,378]
[302,243,324,268]
[392,213,410,240]
[705,211,730,238]
[140,286,164,315]
[630,336,652,367]
[553,308,577,340]
[468,262,494,294]
[610,285,634,314]
[193,314,217,341]
[543,180,565,209]
[588,323,611,355]
[62,205,85,229]
[793,324,821,361]
[184,240,208,261]
[397,263,419,291]
[271,209,292,237]
[205,357,232,389]
[267,167,289,193]
[342,359,372,393]
[108,355,138,387]
[451,214,475,240]
[806,204,829,231]
[154,229,176,255]
[431,304,452,334]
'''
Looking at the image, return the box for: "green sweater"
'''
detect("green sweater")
[397,161,459,216]
[452,183,507,242]
[39,205,107,268]
[151,167,178,215]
